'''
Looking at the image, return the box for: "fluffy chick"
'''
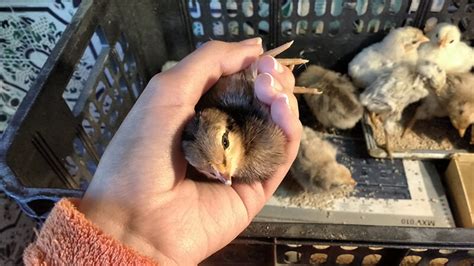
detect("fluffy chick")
[182,69,286,185]
[360,61,440,155]
[404,69,474,137]
[290,126,356,192]
[349,26,429,88]
[403,62,448,135]
[444,73,474,137]
[297,65,364,129]
[418,23,474,73]
[182,42,303,185]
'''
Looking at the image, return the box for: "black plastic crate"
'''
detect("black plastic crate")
[0,0,473,264]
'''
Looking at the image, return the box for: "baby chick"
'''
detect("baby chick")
[360,61,440,156]
[405,71,474,138]
[418,23,474,73]
[291,126,356,192]
[444,73,474,138]
[182,42,304,185]
[402,62,447,134]
[297,65,363,129]
[349,26,429,88]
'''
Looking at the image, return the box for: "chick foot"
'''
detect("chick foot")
[369,112,379,128]
[294,86,322,94]
[402,115,417,138]
[263,42,321,94]
[276,58,309,66]
[384,128,394,158]
[277,58,322,94]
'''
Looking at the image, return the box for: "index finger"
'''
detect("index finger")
[150,38,264,106]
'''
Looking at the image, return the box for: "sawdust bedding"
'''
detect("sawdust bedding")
[371,105,472,152]
[274,175,354,209]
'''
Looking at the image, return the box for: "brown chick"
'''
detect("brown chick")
[405,71,474,138]
[445,73,474,138]
[183,105,285,185]
[298,65,363,130]
[290,126,356,192]
[182,42,304,185]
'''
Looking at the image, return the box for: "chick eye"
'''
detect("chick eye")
[435,33,439,38]
[222,130,230,150]
[449,40,454,44]
[412,40,417,44]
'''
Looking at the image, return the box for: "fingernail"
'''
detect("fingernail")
[240,37,262,45]
[260,73,275,88]
[271,57,284,73]
[278,93,290,107]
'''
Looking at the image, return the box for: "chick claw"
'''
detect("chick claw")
[384,129,394,158]
[276,58,309,66]
[402,115,417,138]
[294,86,322,94]
[369,112,379,128]
[262,42,321,94]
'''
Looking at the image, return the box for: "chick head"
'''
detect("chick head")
[333,164,356,187]
[431,23,461,48]
[448,100,474,138]
[397,27,430,51]
[182,108,244,185]
[318,162,356,190]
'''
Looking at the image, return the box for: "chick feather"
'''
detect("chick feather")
[182,64,286,185]
[407,71,474,138]
[290,126,355,192]
[297,65,363,129]
[360,61,441,155]
[182,42,304,185]
[418,23,474,73]
[444,73,474,137]
[360,63,431,131]
[349,26,428,88]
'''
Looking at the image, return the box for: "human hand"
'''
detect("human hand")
[78,38,302,265]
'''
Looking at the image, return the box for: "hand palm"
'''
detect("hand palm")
[146,180,258,264]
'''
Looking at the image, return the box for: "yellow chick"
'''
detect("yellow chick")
[418,23,474,73]
[349,26,429,88]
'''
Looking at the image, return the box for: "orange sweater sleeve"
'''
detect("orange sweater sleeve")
[23,198,157,265]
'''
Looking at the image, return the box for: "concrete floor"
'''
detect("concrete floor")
[0,192,36,265]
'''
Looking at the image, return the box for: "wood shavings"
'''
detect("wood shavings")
[371,105,471,151]
[274,176,355,209]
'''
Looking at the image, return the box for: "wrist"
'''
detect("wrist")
[78,194,169,263]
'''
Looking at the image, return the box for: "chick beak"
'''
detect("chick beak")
[419,36,430,44]
[349,178,357,186]
[458,128,467,138]
[216,172,232,186]
[438,38,447,48]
